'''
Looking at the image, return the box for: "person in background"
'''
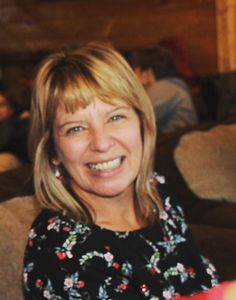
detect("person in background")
[0,90,29,164]
[0,91,14,149]
[132,47,199,134]
[23,42,220,300]
[158,36,194,84]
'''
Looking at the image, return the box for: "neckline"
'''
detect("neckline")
[90,222,154,235]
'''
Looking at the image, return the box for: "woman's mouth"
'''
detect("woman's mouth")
[88,157,123,172]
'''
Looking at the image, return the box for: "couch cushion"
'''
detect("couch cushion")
[0,152,22,173]
[0,196,41,300]
[174,124,236,202]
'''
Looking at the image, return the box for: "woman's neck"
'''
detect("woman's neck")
[94,202,142,232]
[82,189,143,232]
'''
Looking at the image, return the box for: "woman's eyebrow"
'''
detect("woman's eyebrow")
[56,105,131,129]
[56,119,85,130]
[108,105,130,113]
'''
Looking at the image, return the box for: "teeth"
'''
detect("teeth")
[89,157,122,172]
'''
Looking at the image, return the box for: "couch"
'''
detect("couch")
[155,122,236,282]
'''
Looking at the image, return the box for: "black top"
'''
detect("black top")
[0,118,29,162]
[23,175,218,299]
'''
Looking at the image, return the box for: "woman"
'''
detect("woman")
[23,42,219,299]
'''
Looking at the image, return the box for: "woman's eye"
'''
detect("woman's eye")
[66,126,84,135]
[110,115,125,122]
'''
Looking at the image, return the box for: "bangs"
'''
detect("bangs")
[49,54,136,114]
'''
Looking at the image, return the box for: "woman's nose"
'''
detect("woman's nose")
[90,127,114,152]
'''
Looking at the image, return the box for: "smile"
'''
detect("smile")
[88,157,123,172]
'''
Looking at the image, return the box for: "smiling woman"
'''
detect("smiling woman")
[23,42,222,300]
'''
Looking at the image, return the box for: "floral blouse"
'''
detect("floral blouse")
[23,175,218,300]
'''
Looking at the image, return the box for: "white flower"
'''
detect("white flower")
[163,290,172,299]
[207,267,213,275]
[104,252,114,262]
[64,277,74,289]
[177,263,185,272]
[47,222,56,230]
[29,228,36,239]
[157,174,165,184]
[160,211,168,220]
[66,251,73,259]
[23,272,28,283]
[43,290,52,299]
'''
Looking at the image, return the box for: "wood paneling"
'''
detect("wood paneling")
[0,0,217,75]
[216,0,236,73]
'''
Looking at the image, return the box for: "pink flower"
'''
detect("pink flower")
[149,267,157,275]
[104,252,114,262]
[188,267,196,276]
[56,251,66,260]
[163,290,172,299]
[35,278,43,288]
[105,245,110,251]
[78,280,86,288]
[63,226,71,232]
[113,262,120,269]
[64,278,74,289]
[66,251,73,259]
[119,283,128,290]
[140,284,149,293]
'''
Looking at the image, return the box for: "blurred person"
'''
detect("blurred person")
[0,91,15,151]
[133,47,198,134]
[0,91,14,122]
[0,90,29,163]
[158,36,194,83]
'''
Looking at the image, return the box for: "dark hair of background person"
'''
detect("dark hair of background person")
[0,89,23,118]
[0,89,30,162]
[127,47,179,79]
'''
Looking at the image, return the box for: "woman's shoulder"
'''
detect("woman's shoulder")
[27,208,93,251]
[153,172,185,219]
[30,208,67,231]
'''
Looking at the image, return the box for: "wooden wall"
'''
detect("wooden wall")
[108,0,217,76]
[0,0,218,88]
[216,0,236,73]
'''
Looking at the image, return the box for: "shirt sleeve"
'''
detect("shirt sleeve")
[155,173,219,295]
[23,210,75,299]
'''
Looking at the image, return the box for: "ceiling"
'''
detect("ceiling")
[0,0,211,62]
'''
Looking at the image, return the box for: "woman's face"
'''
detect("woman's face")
[53,97,143,201]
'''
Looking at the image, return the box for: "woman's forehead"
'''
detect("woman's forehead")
[55,88,132,112]
[56,96,130,114]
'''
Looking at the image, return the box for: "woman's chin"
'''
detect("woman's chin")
[89,183,132,199]
[71,179,134,200]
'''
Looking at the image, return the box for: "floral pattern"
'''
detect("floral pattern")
[23,175,218,299]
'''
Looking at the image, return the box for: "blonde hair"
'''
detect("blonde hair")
[29,41,162,225]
